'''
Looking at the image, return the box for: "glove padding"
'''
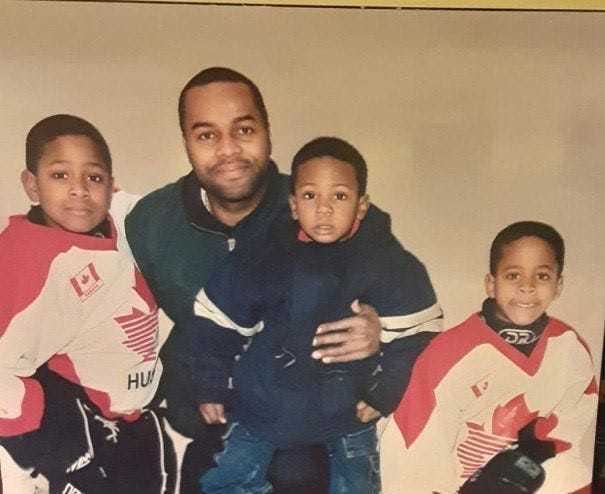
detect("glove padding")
[459,419,556,494]
[459,447,545,494]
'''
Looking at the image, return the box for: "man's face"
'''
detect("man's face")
[182,82,271,203]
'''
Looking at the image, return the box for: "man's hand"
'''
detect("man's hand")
[199,403,227,424]
[311,300,380,364]
[356,400,381,423]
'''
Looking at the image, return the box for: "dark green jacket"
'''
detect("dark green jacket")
[125,163,290,436]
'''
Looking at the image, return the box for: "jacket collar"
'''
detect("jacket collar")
[181,161,284,235]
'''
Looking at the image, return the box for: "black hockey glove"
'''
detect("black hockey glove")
[459,419,556,494]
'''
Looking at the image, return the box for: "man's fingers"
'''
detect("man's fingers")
[313,328,351,347]
[315,349,369,364]
[315,318,357,335]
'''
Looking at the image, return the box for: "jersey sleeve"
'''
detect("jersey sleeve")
[537,339,597,493]
[0,234,75,437]
[361,237,443,415]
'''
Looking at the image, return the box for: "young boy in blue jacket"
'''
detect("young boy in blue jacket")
[180,137,442,493]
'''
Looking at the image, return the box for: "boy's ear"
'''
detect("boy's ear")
[484,273,496,298]
[21,170,40,204]
[356,194,370,221]
[288,195,298,220]
[555,275,564,298]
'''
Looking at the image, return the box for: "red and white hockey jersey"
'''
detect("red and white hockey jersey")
[0,215,162,437]
[380,313,597,494]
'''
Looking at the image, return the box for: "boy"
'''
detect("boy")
[381,221,597,493]
[178,137,442,493]
[0,114,175,493]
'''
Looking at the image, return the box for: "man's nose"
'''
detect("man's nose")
[217,135,242,158]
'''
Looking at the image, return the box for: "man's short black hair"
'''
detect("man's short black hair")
[26,114,112,175]
[290,137,368,195]
[178,67,269,133]
[490,221,565,276]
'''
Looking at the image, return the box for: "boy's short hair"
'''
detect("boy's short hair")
[178,66,269,133]
[290,137,368,195]
[26,114,112,175]
[490,221,565,276]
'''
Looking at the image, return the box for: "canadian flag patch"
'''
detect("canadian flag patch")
[70,262,103,301]
[471,374,491,398]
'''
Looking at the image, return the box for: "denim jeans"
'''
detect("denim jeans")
[199,422,379,494]
[326,423,381,494]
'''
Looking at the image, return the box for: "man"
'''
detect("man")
[125,67,442,493]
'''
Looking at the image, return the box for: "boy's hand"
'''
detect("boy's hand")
[312,300,381,364]
[356,400,381,423]
[199,403,227,424]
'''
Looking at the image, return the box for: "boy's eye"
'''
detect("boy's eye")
[302,192,315,200]
[537,272,551,281]
[335,192,347,200]
[88,175,104,183]
[504,272,520,281]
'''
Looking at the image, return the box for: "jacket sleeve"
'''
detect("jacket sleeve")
[361,236,443,416]
[537,338,597,494]
[183,252,267,405]
[178,315,247,405]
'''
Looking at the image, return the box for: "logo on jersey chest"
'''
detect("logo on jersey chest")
[498,328,538,345]
[114,307,159,363]
[69,263,103,301]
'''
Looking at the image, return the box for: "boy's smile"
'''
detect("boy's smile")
[21,135,113,233]
[485,235,563,326]
[289,156,368,244]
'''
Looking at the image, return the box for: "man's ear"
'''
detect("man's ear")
[21,169,40,204]
[484,273,496,298]
[288,195,298,220]
[356,194,370,221]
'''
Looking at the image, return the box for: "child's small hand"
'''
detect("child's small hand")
[199,403,227,424]
[356,400,381,423]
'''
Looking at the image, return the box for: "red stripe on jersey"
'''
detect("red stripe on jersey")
[0,216,116,336]
[393,314,572,447]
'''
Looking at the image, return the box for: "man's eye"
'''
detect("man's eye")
[89,175,104,183]
[335,192,347,200]
[302,192,315,200]
[237,126,254,136]
[51,172,67,179]
[198,131,215,141]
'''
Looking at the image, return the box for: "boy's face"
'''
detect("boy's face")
[289,156,368,244]
[21,135,113,233]
[182,82,271,204]
[485,235,563,326]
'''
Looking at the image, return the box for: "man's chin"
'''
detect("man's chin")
[205,170,268,205]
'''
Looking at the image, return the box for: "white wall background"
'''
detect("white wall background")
[1,1,604,490]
